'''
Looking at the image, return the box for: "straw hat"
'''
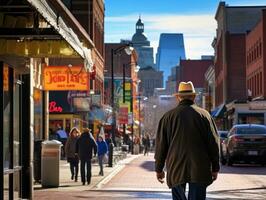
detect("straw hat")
[174,81,196,96]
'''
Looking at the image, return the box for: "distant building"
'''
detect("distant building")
[156,33,186,84]
[179,58,213,107]
[131,17,155,70]
[138,66,163,97]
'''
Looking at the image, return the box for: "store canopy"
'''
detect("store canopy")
[211,104,226,118]
[26,0,94,71]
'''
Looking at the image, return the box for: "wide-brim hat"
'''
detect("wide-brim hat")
[173,81,196,96]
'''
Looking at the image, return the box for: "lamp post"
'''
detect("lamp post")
[109,44,134,166]
[123,63,140,153]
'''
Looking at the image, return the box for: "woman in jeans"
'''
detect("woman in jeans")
[65,127,80,181]
[97,135,108,176]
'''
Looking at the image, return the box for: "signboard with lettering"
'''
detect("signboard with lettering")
[118,106,128,124]
[43,66,89,91]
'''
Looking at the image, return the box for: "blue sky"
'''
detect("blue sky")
[105,0,266,59]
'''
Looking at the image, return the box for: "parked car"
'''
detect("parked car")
[218,130,228,165]
[225,124,266,166]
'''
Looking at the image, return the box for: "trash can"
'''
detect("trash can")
[41,140,62,188]
[34,139,43,183]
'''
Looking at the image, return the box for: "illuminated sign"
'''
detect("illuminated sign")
[43,66,89,91]
[49,101,63,113]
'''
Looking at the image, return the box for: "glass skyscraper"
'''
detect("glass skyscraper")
[156,33,186,84]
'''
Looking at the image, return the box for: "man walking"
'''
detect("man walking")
[76,128,97,185]
[155,81,220,200]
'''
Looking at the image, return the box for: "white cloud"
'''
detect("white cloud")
[105,13,217,59]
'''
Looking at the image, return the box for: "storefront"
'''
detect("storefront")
[226,100,266,130]
[0,1,94,199]
[1,63,23,200]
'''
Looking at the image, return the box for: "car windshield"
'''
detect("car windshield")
[237,127,266,135]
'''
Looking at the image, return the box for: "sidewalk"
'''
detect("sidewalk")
[33,153,140,198]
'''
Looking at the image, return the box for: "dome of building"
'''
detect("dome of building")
[132,32,148,42]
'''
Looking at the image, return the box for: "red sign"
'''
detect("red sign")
[49,101,63,113]
[118,106,128,124]
[43,66,89,91]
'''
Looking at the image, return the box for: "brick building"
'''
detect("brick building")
[246,9,266,99]
[179,59,213,88]
[63,0,105,99]
[178,59,213,107]
[104,43,139,140]
[213,2,266,107]
[213,2,266,129]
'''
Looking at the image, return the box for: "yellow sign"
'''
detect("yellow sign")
[43,66,89,91]
[3,65,9,91]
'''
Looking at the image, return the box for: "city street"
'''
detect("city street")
[34,153,266,200]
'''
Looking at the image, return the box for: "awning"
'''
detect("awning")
[211,104,226,118]
[26,0,94,71]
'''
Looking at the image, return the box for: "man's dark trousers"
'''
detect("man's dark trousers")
[80,159,92,184]
[172,183,207,200]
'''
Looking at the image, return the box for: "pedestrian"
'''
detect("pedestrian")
[55,124,68,158]
[65,127,80,182]
[143,134,151,156]
[76,128,97,185]
[96,135,108,176]
[154,81,220,200]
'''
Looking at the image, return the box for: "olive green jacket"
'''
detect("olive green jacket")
[155,99,220,188]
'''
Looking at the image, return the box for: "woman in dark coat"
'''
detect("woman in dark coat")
[65,127,80,182]
[76,128,97,185]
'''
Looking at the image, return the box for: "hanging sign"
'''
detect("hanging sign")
[118,106,128,124]
[43,66,89,91]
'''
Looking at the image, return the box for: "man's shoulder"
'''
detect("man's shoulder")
[192,104,210,115]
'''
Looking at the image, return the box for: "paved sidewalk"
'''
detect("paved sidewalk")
[33,153,140,199]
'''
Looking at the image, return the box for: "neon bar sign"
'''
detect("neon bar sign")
[49,101,63,113]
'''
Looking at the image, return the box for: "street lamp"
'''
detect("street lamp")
[110,44,134,166]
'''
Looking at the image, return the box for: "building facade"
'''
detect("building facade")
[0,0,96,199]
[131,18,155,70]
[246,9,266,100]
[156,33,186,84]
[104,43,139,141]
[212,2,266,129]
[213,2,266,107]
[138,67,164,97]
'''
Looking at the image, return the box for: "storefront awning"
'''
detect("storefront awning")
[211,104,226,118]
[26,0,94,71]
